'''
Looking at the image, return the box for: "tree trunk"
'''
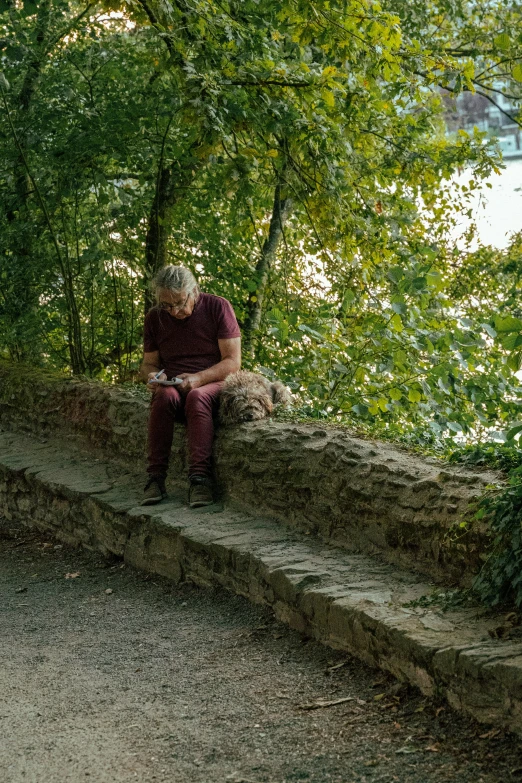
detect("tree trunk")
[144,166,176,280]
[8,0,51,221]
[2,3,86,375]
[3,1,52,363]
[3,2,99,374]
[242,182,293,356]
[143,149,207,311]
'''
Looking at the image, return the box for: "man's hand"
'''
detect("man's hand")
[177,373,203,394]
[146,371,167,393]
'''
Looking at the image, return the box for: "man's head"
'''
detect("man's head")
[152,265,199,320]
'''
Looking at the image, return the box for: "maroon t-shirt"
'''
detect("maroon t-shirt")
[143,293,241,378]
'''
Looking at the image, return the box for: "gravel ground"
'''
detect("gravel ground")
[2,521,522,783]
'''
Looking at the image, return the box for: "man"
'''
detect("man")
[140,265,241,507]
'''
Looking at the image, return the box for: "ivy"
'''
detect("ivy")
[473,454,522,609]
[450,442,522,609]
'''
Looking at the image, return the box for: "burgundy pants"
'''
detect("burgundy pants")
[147,382,223,478]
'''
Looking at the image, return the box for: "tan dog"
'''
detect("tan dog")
[219,370,292,425]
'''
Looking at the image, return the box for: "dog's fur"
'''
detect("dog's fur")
[219,370,292,425]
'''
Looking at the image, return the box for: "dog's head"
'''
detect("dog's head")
[219,384,273,425]
[219,371,291,425]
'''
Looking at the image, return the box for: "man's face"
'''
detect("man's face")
[157,288,195,320]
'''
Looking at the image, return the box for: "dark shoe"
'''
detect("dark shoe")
[188,475,214,508]
[141,475,167,506]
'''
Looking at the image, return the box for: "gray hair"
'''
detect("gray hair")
[152,265,200,301]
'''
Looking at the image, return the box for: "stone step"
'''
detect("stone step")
[1,427,521,736]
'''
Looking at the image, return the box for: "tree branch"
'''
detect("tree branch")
[472,79,522,103]
[229,79,312,88]
[46,3,95,53]
[137,0,174,57]
[413,69,522,129]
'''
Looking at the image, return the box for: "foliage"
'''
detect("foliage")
[448,439,522,609]
[388,0,522,123]
[472,465,522,609]
[403,587,477,614]
[449,441,522,473]
[0,0,521,441]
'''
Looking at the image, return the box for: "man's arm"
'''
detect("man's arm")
[140,350,167,391]
[178,337,241,392]
[140,350,162,380]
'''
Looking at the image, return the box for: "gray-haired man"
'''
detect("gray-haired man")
[140,266,241,507]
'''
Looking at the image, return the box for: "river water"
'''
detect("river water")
[451,158,522,250]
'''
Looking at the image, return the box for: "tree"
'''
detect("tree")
[1,0,521,442]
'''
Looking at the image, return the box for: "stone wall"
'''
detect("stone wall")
[0,361,499,584]
[214,424,497,585]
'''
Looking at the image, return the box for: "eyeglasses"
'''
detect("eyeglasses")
[158,292,191,313]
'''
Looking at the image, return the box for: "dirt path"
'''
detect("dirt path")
[2,521,522,783]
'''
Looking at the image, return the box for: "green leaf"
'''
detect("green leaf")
[507,351,522,372]
[269,307,285,321]
[22,0,38,15]
[482,323,497,339]
[321,89,335,107]
[377,397,388,412]
[513,63,522,83]
[494,33,511,50]
[408,388,422,403]
[494,315,522,333]
[391,300,407,315]
[342,289,356,310]
[505,423,522,442]
[390,313,403,332]
[501,333,522,351]
[426,271,443,291]
[387,267,404,284]
[298,324,324,341]
[447,422,463,433]
[418,245,438,261]
[394,350,408,368]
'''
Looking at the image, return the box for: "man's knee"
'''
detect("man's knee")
[151,386,182,411]
[185,386,214,414]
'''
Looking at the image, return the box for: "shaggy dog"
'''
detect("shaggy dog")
[219,370,292,425]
